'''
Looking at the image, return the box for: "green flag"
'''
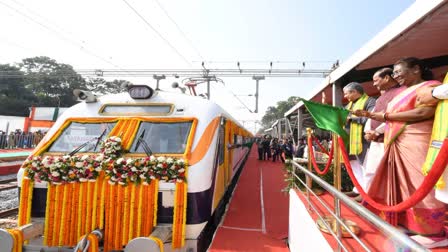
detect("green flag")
[299,98,349,142]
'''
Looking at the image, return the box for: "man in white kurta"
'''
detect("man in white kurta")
[362,68,405,192]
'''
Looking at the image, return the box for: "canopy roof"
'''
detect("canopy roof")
[286,0,448,117]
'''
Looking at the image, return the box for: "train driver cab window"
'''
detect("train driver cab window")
[48,122,116,153]
[130,121,192,154]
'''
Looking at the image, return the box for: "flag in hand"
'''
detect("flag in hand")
[299,98,349,142]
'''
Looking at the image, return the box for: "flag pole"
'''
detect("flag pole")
[306,128,313,210]
[333,133,343,242]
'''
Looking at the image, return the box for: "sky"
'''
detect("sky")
[0,0,415,133]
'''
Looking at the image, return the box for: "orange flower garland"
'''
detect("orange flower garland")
[172,181,188,248]
[59,184,69,245]
[149,236,164,252]
[128,183,136,240]
[70,182,80,245]
[53,184,63,246]
[75,233,99,252]
[24,130,191,250]
[17,173,33,227]
[44,184,56,246]
[6,229,23,252]
[121,185,130,245]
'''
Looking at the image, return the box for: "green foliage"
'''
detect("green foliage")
[20,56,88,107]
[261,96,299,129]
[282,161,353,194]
[0,56,134,116]
[86,78,130,94]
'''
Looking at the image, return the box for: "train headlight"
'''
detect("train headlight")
[128,85,154,99]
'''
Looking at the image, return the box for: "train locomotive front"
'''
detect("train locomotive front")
[7,85,252,252]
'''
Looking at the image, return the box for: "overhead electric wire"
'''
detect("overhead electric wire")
[121,0,193,67]
[0,0,123,69]
[211,80,254,113]
[154,0,204,61]
[0,67,331,78]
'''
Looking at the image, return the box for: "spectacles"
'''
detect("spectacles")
[391,68,407,78]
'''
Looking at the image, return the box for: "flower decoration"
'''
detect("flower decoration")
[105,155,187,185]
[71,154,102,182]
[100,136,122,159]
[23,136,187,185]
[152,156,187,183]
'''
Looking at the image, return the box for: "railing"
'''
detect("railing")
[0,134,43,149]
[291,160,429,252]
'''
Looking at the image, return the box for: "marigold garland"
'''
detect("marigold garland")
[91,178,99,231]
[70,182,80,246]
[23,135,188,250]
[149,236,164,252]
[76,233,99,252]
[122,185,130,245]
[153,179,159,226]
[59,184,69,246]
[18,173,33,227]
[172,181,187,248]
[53,185,63,246]
[114,185,124,249]
[7,229,23,252]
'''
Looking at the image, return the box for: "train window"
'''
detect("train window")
[237,135,243,145]
[218,123,225,165]
[48,122,116,153]
[99,104,173,115]
[129,121,192,154]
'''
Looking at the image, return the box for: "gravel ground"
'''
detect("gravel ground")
[0,174,19,228]
[0,174,19,212]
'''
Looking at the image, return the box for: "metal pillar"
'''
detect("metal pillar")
[207,78,210,100]
[252,76,265,113]
[297,108,303,141]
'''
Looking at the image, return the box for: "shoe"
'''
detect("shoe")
[354,195,363,202]
[343,191,359,197]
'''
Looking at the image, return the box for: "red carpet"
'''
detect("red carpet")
[209,148,289,252]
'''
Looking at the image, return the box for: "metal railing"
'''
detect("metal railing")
[291,160,429,252]
[0,133,43,149]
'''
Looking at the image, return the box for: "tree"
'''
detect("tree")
[86,78,131,95]
[0,64,36,116]
[20,56,87,107]
[260,96,299,129]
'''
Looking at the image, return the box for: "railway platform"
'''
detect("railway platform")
[0,148,31,175]
[209,147,289,252]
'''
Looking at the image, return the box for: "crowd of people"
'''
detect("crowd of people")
[257,57,448,248]
[0,129,45,149]
[255,135,294,163]
[342,57,448,248]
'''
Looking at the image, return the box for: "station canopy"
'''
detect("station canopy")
[286,0,448,117]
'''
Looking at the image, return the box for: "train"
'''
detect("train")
[4,84,253,252]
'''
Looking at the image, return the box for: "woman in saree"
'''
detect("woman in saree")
[363,57,446,248]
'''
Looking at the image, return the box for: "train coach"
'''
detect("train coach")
[2,85,253,252]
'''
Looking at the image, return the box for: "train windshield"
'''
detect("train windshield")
[130,121,192,154]
[48,122,116,153]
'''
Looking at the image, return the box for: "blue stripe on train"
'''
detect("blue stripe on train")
[157,188,213,224]
[26,186,214,225]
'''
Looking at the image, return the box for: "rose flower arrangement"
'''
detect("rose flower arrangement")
[23,136,187,186]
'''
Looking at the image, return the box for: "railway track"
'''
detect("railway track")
[0,207,18,218]
[0,178,18,192]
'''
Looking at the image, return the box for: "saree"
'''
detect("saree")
[367,80,445,235]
